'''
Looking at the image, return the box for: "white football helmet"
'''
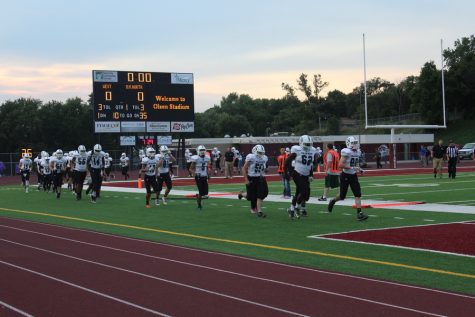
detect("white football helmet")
[213,147,218,151]
[93,144,102,153]
[78,145,86,154]
[41,151,48,159]
[68,151,75,157]
[252,144,265,157]
[299,135,313,149]
[185,148,190,153]
[160,145,169,155]
[121,152,126,157]
[197,145,206,157]
[56,149,63,158]
[104,152,110,158]
[146,147,156,158]
[346,136,360,150]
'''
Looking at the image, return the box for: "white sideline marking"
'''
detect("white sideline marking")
[0,260,170,316]
[0,228,447,316]
[0,300,33,317]
[423,219,435,222]
[394,217,405,220]
[100,186,475,214]
[6,218,475,301]
[0,239,309,317]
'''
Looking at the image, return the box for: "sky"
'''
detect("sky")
[0,0,473,112]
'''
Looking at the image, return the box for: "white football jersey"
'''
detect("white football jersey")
[73,153,88,172]
[340,148,361,175]
[120,156,129,167]
[88,151,105,169]
[19,158,33,171]
[185,152,192,163]
[155,153,172,174]
[141,157,159,176]
[41,158,52,175]
[211,150,221,162]
[291,145,317,176]
[192,155,210,177]
[245,154,268,177]
[49,156,68,174]
[104,157,112,168]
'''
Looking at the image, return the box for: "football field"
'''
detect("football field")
[1,171,475,297]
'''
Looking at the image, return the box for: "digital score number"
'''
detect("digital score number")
[92,70,194,123]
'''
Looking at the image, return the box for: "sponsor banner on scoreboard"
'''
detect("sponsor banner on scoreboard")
[93,70,118,82]
[121,121,146,132]
[120,136,136,146]
[95,121,120,133]
[157,136,172,145]
[171,121,195,132]
[147,121,170,132]
[171,73,193,85]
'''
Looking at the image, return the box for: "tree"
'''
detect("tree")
[312,74,329,99]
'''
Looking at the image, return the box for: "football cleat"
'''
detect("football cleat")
[287,207,295,219]
[257,211,266,218]
[301,209,308,217]
[357,211,369,221]
[295,208,301,219]
[328,199,336,213]
[155,198,160,206]
[318,197,327,201]
[238,191,243,200]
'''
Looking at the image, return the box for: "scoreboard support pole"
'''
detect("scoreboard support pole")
[176,136,186,177]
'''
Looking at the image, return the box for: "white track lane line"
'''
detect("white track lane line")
[0,239,309,317]
[0,300,34,317]
[0,260,170,317]
[0,226,449,316]
[4,217,475,301]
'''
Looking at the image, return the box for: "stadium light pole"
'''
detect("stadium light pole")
[441,39,447,128]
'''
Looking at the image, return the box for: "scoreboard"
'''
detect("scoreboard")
[92,70,194,133]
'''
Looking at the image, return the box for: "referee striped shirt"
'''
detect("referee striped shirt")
[446,146,458,158]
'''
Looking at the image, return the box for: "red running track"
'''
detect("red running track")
[1,217,475,316]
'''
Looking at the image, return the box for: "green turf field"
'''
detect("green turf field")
[1,172,475,295]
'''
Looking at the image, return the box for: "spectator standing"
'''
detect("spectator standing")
[446,140,459,179]
[431,139,446,179]
[224,147,234,179]
[277,148,291,198]
[375,147,382,168]
[419,145,428,167]
[318,143,340,201]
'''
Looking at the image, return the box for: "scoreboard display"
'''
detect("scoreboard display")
[92,70,194,133]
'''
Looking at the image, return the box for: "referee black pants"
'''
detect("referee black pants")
[448,157,457,179]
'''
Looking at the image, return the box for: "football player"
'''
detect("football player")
[185,149,193,177]
[328,136,369,221]
[34,153,43,191]
[19,153,33,193]
[155,145,176,205]
[65,151,75,190]
[190,145,211,210]
[87,144,105,203]
[71,145,88,200]
[238,145,268,218]
[40,152,52,192]
[211,147,222,175]
[284,135,318,219]
[49,149,68,198]
[139,147,160,208]
[103,152,113,181]
[119,152,130,180]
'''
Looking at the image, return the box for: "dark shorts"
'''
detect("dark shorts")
[53,172,63,187]
[105,167,111,176]
[144,175,159,194]
[233,159,239,167]
[246,176,269,201]
[339,172,361,200]
[20,170,30,182]
[90,168,103,189]
[157,173,172,191]
[195,175,209,196]
[325,174,340,189]
[122,166,129,175]
[214,160,221,169]
[292,171,311,201]
[73,170,87,185]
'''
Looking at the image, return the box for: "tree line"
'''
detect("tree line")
[1,35,473,152]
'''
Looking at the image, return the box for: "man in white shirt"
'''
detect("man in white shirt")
[190,145,211,210]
